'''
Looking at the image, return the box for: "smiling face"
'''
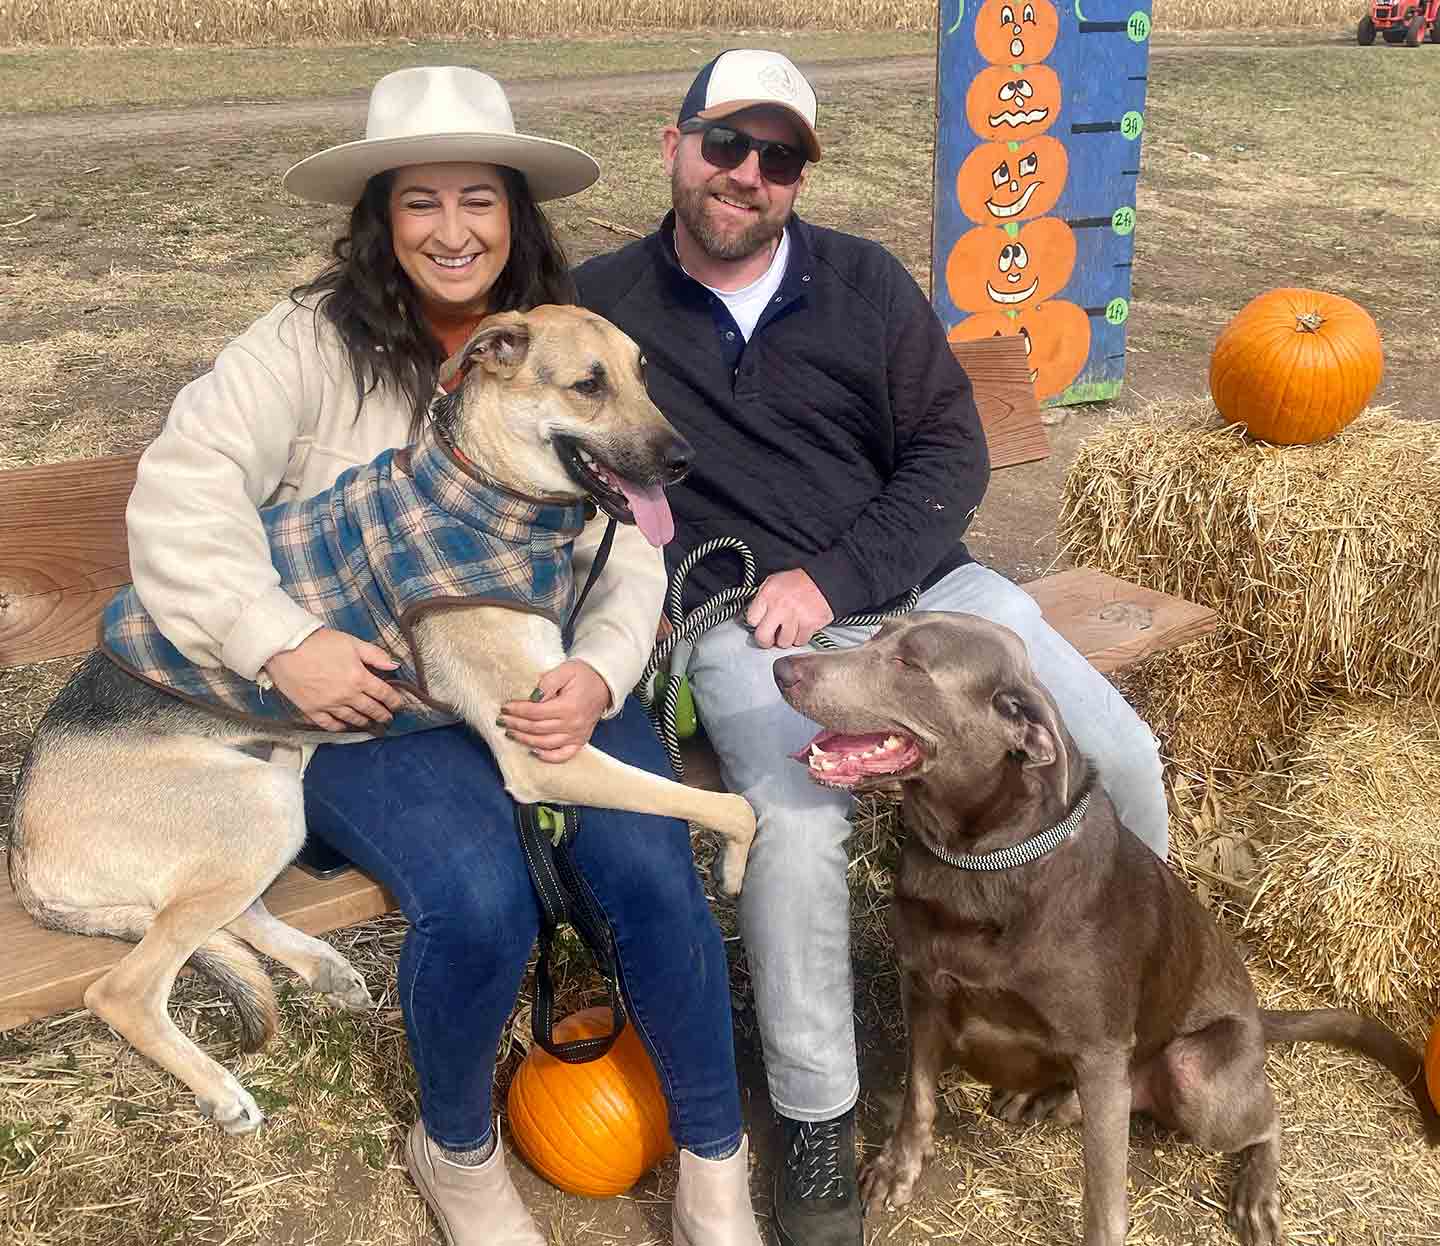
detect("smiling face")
[389,162,512,316]
[957,136,1067,225]
[945,218,1076,315]
[664,107,806,276]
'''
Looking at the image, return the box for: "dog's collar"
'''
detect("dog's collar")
[921,775,1094,872]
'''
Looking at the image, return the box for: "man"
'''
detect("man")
[575,50,1167,1246]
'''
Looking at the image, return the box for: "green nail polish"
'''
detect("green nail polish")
[495,717,505,727]
[529,687,544,702]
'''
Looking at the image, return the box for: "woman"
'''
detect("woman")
[123,66,761,1246]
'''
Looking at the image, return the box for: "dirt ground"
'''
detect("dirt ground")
[3,26,1440,1246]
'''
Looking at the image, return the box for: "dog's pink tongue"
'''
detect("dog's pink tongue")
[617,479,675,547]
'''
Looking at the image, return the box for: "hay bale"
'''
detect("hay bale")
[1110,629,1305,775]
[1244,698,1440,1034]
[1061,400,1440,704]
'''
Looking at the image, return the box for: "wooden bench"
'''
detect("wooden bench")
[0,335,1217,1032]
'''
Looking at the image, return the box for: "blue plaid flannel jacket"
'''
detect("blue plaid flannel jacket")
[103,425,588,735]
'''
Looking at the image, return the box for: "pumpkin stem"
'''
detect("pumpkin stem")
[1295,311,1324,333]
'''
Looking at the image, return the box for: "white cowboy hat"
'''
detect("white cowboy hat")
[282,66,600,205]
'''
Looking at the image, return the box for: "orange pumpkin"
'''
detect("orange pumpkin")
[945,217,1076,315]
[965,64,1061,143]
[506,1008,675,1197]
[948,300,1091,399]
[1426,1016,1440,1114]
[973,0,1061,65]
[956,136,1068,225]
[1209,288,1384,445]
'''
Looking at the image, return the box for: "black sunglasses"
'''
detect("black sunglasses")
[680,120,808,187]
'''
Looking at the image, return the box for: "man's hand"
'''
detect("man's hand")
[498,660,612,763]
[264,628,408,732]
[745,568,835,649]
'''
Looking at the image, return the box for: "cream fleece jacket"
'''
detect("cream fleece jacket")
[125,299,665,716]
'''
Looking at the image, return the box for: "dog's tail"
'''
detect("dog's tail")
[1262,1008,1440,1144]
[188,930,279,1053]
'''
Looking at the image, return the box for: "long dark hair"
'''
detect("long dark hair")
[290,165,576,434]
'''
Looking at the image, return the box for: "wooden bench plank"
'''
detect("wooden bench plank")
[0,452,140,666]
[1022,567,1219,674]
[0,866,394,1033]
[950,336,1050,470]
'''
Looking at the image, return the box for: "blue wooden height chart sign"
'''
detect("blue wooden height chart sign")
[932,0,1153,404]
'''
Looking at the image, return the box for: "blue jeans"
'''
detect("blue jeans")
[302,699,743,1158]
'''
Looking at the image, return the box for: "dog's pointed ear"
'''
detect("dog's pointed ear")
[994,686,1069,806]
[438,314,532,389]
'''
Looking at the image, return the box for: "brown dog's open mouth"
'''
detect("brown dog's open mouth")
[555,436,675,548]
[791,730,925,789]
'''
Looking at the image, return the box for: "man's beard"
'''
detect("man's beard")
[672,172,786,261]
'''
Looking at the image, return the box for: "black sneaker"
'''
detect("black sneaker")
[773,1108,864,1246]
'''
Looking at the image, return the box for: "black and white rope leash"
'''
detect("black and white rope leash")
[634,537,920,778]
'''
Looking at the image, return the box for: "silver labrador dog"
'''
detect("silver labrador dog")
[773,612,1439,1246]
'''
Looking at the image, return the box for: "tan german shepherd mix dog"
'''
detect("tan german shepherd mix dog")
[9,305,755,1135]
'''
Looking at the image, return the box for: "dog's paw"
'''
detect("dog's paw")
[989,1085,1081,1126]
[311,958,374,1011]
[196,1077,264,1135]
[858,1140,924,1212]
[717,841,749,898]
[1228,1152,1281,1246]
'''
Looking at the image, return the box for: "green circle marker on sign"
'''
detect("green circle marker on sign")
[1105,298,1130,326]
[1127,11,1151,41]
[1120,111,1144,140]
[1111,206,1136,236]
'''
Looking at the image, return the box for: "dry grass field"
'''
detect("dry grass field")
[2,23,1440,1246]
[2,0,1374,45]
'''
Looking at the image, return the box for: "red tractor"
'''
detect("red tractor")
[1358,0,1440,44]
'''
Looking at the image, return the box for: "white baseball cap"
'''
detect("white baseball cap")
[283,66,600,205]
[677,49,821,162]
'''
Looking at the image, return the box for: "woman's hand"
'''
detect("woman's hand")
[264,628,409,732]
[498,660,612,762]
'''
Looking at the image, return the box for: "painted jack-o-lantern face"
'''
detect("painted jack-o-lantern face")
[974,0,1060,66]
[957,136,1067,225]
[945,218,1076,315]
[948,301,1091,400]
[965,64,1061,142]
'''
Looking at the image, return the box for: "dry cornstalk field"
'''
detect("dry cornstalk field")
[0,0,1372,45]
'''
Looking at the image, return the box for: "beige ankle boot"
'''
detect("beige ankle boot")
[405,1120,546,1246]
[673,1134,765,1246]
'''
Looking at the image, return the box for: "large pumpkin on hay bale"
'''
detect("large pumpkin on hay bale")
[506,1008,674,1197]
[1209,288,1383,445]
[1426,1018,1440,1114]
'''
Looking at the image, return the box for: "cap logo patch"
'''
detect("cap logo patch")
[758,63,803,102]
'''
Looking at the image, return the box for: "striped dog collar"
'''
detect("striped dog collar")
[922,784,1093,872]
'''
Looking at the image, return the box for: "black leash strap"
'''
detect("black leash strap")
[514,802,626,1062]
[562,514,618,651]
